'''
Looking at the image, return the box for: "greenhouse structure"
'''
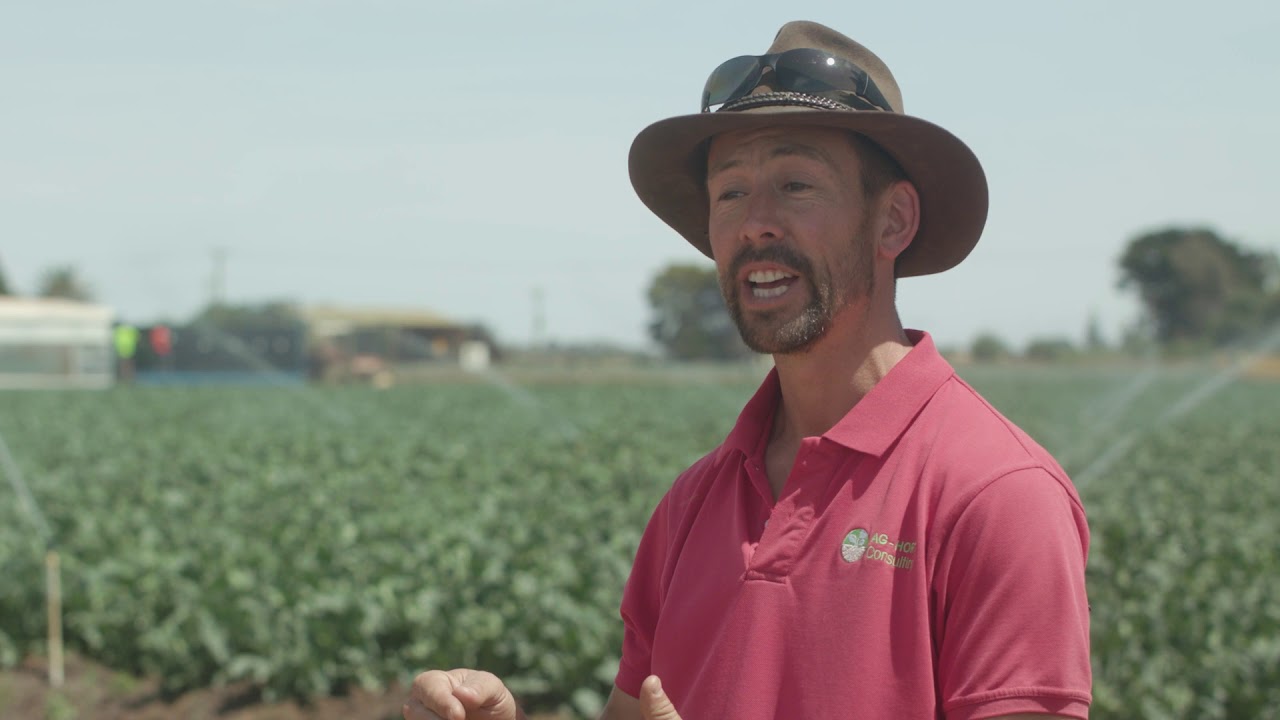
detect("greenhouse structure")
[0,298,115,389]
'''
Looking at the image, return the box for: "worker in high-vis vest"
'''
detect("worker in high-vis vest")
[114,323,139,384]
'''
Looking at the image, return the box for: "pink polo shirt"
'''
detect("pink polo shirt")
[616,331,1091,719]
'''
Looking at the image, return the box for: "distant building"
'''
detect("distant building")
[125,303,495,386]
[299,305,496,382]
[0,298,114,389]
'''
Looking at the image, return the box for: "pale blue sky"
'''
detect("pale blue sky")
[2,0,1277,351]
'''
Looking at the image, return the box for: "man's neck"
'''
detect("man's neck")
[769,305,913,447]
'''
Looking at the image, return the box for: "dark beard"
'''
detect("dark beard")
[720,244,834,355]
[719,230,875,355]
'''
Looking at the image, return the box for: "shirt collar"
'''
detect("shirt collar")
[716,330,955,462]
[823,330,954,456]
[717,366,782,463]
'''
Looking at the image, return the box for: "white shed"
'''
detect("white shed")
[0,298,115,389]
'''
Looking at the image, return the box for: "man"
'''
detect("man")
[114,322,139,385]
[405,20,1091,720]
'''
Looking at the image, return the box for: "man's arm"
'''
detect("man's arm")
[933,468,1092,720]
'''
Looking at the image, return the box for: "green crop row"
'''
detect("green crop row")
[0,382,748,716]
[0,369,1276,718]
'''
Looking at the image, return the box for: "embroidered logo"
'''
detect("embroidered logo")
[867,532,918,570]
[840,528,869,563]
[842,529,919,569]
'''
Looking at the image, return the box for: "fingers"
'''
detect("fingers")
[640,675,682,720]
[409,670,466,720]
[407,668,517,720]
[403,698,449,720]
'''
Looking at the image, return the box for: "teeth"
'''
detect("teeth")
[748,269,795,283]
[752,284,790,299]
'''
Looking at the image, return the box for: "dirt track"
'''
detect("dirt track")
[1,655,571,720]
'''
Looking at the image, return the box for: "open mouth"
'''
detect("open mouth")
[747,269,798,299]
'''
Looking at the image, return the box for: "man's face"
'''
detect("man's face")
[706,125,878,355]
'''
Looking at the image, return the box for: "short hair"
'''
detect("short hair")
[847,132,913,281]
[847,131,908,201]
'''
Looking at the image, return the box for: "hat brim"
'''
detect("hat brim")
[628,108,988,277]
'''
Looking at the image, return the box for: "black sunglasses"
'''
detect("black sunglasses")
[701,48,893,113]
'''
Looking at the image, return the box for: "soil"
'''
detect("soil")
[0,655,571,720]
[1243,354,1280,379]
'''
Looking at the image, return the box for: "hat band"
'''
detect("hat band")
[719,91,871,113]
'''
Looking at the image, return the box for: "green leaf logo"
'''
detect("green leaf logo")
[841,528,869,563]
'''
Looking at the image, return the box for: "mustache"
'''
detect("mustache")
[726,244,814,281]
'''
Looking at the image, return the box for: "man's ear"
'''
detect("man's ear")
[877,180,920,261]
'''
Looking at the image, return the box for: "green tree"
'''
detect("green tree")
[37,265,93,302]
[1118,227,1279,347]
[1084,312,1107,352]
[0,255,11,295]
[1024,336,1077,363]
[647,263,751,361]
[192,300,302,329]
[970,332,1010,363]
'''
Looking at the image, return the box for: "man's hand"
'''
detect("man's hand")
[402,668,679,720]
[402,669,524,720]
[639,676,681,720]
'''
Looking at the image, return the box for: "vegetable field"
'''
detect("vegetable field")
[0,366,1277,719]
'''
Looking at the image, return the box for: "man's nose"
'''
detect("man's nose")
[740,187,784,243]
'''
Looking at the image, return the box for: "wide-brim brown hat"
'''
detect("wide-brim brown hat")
[629,20,988,277]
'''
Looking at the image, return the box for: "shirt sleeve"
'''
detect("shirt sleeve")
[614,494,671,698]
[933,467,1093,720]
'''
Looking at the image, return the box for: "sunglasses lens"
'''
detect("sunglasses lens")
[701,49,889,113]
[703,55,763,109]
[774,50,852,95]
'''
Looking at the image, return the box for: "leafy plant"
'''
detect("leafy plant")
[0,371,1276,719]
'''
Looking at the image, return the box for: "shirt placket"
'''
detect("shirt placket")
[743,437,826,582]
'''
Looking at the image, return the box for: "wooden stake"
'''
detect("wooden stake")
[45,549,64,687]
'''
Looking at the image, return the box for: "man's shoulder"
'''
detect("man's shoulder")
[914,374,1077,500]
[663,445,732,513]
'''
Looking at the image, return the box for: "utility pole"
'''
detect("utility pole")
[210,247,228,307]
[532,286,546,348]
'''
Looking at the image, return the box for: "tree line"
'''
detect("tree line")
[646,227,1280,360]
[5,224,1277,358]
[0,256,94,302]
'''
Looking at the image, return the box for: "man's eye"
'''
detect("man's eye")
[783,181,810,192]
[717,190,744,201]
